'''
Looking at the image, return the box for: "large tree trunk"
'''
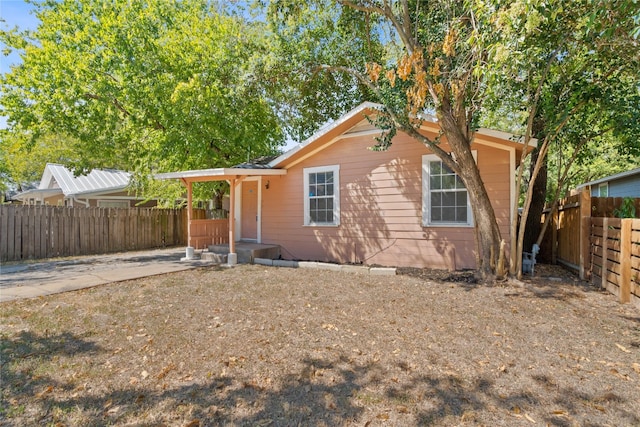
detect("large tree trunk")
[523,146,547,254]
[438,113,503,281]
[462,160,503,280]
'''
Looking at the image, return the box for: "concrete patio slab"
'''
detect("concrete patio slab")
[0,247,205,302]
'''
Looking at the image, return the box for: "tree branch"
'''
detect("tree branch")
[339,0,417,53]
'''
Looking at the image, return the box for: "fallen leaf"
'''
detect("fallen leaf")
[616,343,631,353]
[632,363,640,374]
[141,370,149,379]
[106,406,120,415]
[36,386,53,398]
[552,410,567,415]
[397,405,409,413]
[183,420,200,427]
[157,363,176,379]
[135,394,145,404]
[376,412,390,420]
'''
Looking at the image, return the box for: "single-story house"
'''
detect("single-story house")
[576,167,640,198]
[13,163,156,208]
[156,102,535,269]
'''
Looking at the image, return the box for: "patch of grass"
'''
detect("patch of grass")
[355,392,383,405]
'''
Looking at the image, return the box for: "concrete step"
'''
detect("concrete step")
[208,243,280,264]
[201,252,227,263]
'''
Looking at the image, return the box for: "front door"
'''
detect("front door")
[241,181,258,240]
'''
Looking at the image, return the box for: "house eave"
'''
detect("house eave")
[269,101,382,169]
[576,167,640,189]
[269,102,535,170]
[155,168,287,183]
[13,188,61,200]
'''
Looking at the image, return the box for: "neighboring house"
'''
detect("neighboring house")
[576,167,640,198]
[13,163,155,208]
[157,102,535,270]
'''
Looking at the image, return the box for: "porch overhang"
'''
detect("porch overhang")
[154,167,286,264]
[155,167,286,183]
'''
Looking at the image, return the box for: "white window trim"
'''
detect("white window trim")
[598,183,609,197]
[303,164,340,227]
[422,152,476,227]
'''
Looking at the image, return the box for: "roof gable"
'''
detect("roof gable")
[39,163,131,196]
[269,102,535,169]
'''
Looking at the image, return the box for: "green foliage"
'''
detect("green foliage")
[0,130,80,191]
[263,0,383,140]
[1,1,284,201]
[481,0,640,202]
[614,197,637,219]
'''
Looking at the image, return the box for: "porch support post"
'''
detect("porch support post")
[228,177,237,264]
[184,179,195,260]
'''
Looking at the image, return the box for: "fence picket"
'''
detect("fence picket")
[0,206,195,262]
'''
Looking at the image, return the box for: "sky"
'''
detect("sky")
[1,0,39,128]
[0,1,38,74]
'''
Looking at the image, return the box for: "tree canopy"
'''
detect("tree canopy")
[1,1,285,200]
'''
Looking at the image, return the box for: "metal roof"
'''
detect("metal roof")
[40,163,131,196]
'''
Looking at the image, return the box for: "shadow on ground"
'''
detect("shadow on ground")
[2,335,638,426]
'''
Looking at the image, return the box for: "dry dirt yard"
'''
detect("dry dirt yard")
[1,263,639,426]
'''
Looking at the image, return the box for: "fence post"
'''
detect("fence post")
[551,208,558,264]
[579,188,591,280]
[601,217,608,290]
[620,219,631,304]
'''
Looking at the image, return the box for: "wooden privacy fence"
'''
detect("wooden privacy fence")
[589,218,640,307]
[542,193,640,269]
[541,190,640,308]
[0,205,192,262]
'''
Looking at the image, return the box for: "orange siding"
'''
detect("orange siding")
[262,130,512,269]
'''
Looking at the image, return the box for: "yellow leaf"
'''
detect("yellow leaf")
[376,412,390,420]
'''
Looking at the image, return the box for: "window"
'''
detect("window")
[422,153,474,226]
[303,165,340,226]
[97,200,129,208]
[598,183,609,197]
